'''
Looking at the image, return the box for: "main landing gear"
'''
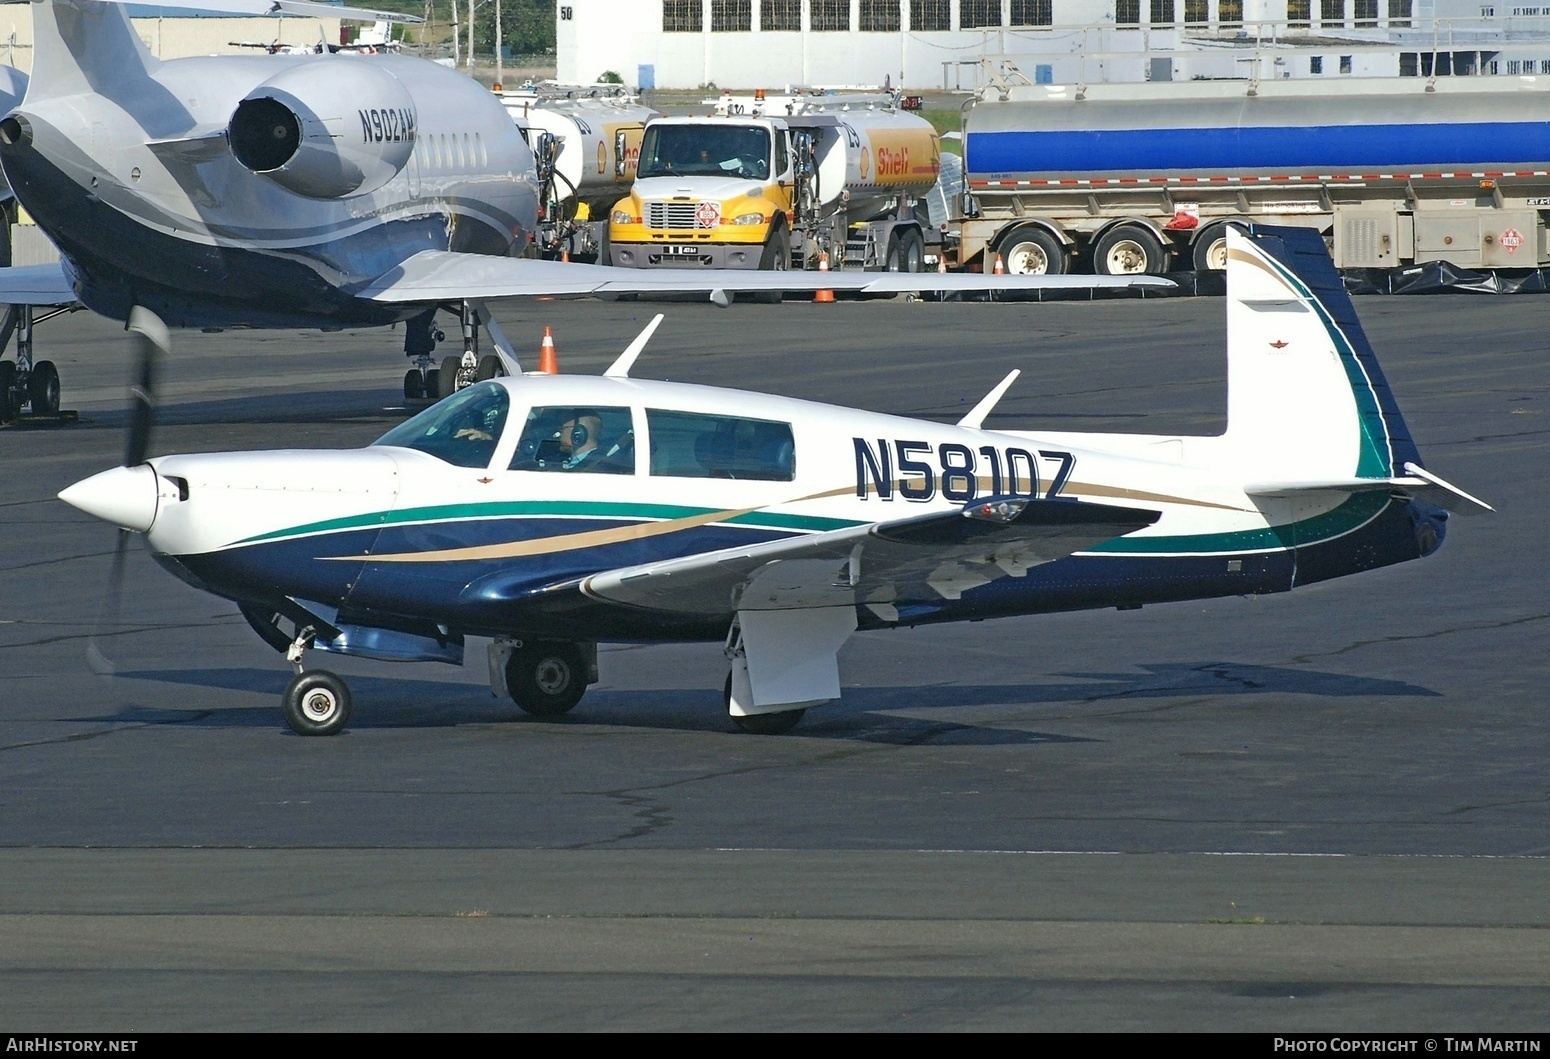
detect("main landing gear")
[1,304,78,422]
[402,301,520,402]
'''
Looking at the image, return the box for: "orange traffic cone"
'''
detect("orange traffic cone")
[814,252,835,303]
[561,247,570,263]
[993,253,1005,275]
[537,326,559,374]
[937,252,947,274]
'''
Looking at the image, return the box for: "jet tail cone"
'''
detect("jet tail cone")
[59,464,158,533]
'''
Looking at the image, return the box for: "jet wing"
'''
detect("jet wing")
[353,250,1173,303]
[0,262,78,306]
[580,496,1161,619]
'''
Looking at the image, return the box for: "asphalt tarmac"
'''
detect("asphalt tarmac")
[1,290,1546,1031]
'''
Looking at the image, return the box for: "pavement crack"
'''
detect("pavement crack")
[1288,611,1550,664]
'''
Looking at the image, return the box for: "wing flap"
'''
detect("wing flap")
[582,497,1160,618]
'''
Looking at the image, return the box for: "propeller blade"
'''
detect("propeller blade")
[124,307,168,467]
[86,528,133,679]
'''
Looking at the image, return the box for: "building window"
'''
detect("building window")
[911,0,951,28]
[1011,0,1053,24]
[1542,58,1550,73]
[860,0,902,30]
[810,0,850,30]
[1150,0,1175,23]
[1117,0,1141,26]
[1354,0,1377,24]
[663,0,703,31]
[961,0,1003,27]
[711,0,751,30]
[1311,55,1323,72]
[1219,0,1242,24]
[1399,51,1418,74]
[1321,0,1345,27]
[762,0,801,28]
[1388,0,1412,25]
[1287,0,1311,26]
[1339,54,1352,72]
[1183,0,1208,21]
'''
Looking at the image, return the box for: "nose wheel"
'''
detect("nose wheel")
[282,669,352,736]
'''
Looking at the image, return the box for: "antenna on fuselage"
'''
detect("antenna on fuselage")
[604,314,665,378]
[957,369,1021,430]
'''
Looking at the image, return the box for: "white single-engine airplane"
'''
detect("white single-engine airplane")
[0,0,1154,418]
[59,226,1490,735]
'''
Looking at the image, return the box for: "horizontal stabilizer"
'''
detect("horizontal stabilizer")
[1245,462,1492,516]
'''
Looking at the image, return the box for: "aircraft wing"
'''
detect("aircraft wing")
[0,262,78,306]
[353,250,1173,303]
[580,496,1161,619]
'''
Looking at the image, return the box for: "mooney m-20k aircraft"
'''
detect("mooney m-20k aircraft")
[59,226,1491,735]
[0,0,1155,418]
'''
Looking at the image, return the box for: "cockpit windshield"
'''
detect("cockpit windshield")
[637,125,772,180]
[372,382,510,469]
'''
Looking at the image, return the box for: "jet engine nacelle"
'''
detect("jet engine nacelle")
[228,61,416,199]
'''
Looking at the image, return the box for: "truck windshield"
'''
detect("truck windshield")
[372,382,510,469]
[638,125,772,180]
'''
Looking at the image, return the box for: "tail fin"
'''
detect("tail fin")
[25,0,162,103]
[1221,224,1420,483]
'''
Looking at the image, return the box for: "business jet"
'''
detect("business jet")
[58,226,1490,736]
[0,0,1154,420]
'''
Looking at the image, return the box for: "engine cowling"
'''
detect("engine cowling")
[228,60,415,199]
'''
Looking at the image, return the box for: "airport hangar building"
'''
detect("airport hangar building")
[555,0,1550,90]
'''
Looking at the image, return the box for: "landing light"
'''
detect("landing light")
[964,498,1029,523]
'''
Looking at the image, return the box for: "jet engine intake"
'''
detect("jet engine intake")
[227,61,415,199]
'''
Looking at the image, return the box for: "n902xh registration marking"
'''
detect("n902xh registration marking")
[853,438,1075,502]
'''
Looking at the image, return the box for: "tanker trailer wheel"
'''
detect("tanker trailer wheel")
[753,227,790,304]
[1000,227,1065,276]
[887,229,924,273]
[1191,224,1231,272]
[1095,226,1168,276]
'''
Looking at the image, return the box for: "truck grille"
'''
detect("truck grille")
[645,201,711,230]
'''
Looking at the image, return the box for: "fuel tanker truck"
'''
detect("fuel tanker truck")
[605,90,941,280]
[957,75,1550,276]
[499,83,659,261]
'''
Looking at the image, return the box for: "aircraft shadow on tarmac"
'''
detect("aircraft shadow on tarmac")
[89,661,1438,744]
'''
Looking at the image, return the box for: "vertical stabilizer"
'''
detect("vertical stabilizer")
[25,0,162,102]
[1221,224,1420,483]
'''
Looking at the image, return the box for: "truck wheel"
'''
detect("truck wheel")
[1000,228,1065,275]
[896,229,925,273]
[1095,226,1168,276]
[1192,225,1230,272]
[754,229,790,304]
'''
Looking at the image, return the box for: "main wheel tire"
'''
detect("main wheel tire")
[754,228,790,304]
[438,354,463,399]
[507,641,587,717]
[723,672,806,735]
[403,368,425,400]
[27,360,60,415]
[475,354,504,381]
[1094,226,1168,276]
[890,228,925,273]
[1000,227,1066,276]
[0,361,16,421]
[1192,224,1230,272]
[282,670,352,736]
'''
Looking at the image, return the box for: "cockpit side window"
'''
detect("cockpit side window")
[509,406,635,474]
[646,409,794,481]
[372,382,510,469]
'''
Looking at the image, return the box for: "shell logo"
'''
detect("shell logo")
[859,146,870,182]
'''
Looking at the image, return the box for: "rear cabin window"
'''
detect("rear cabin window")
[647,409,795,481]
[509,405,635,474]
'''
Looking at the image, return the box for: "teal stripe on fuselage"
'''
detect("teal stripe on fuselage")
[232,500,862,547]
[1088,491,1389,554]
